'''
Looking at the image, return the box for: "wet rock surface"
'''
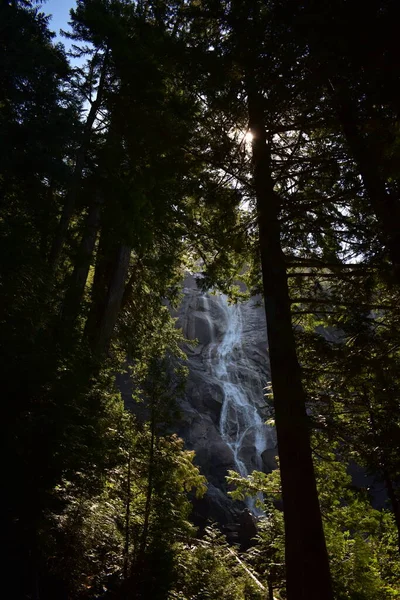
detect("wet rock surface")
[175,275,277,521]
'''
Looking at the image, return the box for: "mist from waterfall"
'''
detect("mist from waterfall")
[202,293,270,514]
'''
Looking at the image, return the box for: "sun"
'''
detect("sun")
[245,130,253,142]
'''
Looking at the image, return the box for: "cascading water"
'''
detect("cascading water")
[202,293,270,514]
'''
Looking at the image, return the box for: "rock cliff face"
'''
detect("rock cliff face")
[175,276,277,522]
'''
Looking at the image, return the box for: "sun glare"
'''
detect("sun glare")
[245,130,253,142]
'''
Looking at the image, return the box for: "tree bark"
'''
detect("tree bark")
[84,226,114,341]
[85,241,131,356]
[267,578,274,600]
[59,191,102,331]
[48,49,109,272]
[119,254,145,313]
[247,82,333,600]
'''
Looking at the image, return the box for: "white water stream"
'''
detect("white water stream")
[202,294,269,513]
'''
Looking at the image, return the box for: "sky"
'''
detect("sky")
[43,0,76,48]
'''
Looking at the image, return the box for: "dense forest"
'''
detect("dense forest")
[1,0,400,598]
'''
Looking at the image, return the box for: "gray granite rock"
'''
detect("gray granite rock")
[175,278,277,519]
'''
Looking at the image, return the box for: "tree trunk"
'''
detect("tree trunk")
[85,242,131,356]
[48,49,109,272]
[84,226,114,341]
[120,259,142,312]
[335,91,400,284]
[267,578,274,600]
[247,82,333,600]
[59,191,102,331]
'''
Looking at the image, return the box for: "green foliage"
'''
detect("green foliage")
[40,397,206,598]
[228,450,400,599]
[171,525,263,600]
[293,268,400,547]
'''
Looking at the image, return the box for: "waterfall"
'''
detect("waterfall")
[202,293,269,513]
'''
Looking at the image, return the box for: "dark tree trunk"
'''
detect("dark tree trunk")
[335,91,400,284]
[85,241,131,356]
[267,578,274,600]
[39,182,55,259]
[48,50,109,272]
[59,191,102,331]
[247,83,333,600]
[120,259,142,312]
[84,226,114,341]
[95,243,131,353]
